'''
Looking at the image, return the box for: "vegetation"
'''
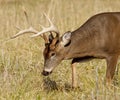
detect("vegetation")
[0,0,120,99]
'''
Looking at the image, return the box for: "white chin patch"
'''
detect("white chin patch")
[44,68,52,72]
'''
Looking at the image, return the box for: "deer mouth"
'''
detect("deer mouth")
[42,70,52,76]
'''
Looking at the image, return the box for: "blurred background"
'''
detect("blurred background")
[0,0,120,99]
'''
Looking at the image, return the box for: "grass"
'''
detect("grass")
[0,0,120,100]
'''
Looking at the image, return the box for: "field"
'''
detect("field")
[0,0,120,100]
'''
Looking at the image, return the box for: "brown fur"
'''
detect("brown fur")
[43,12,120,87]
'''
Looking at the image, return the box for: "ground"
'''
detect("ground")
[0,0,120,100]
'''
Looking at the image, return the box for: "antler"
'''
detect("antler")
[11,12,59,43]
[11,26,38,39]
[11,26,49,43]
[30,13,60,38]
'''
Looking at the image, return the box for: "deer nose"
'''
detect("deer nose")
[42,70,52,76]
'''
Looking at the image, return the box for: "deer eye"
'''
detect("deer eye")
[51,52,56,57]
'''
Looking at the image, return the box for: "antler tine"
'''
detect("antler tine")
[11,9,39,39]
[44,13,59,38]
[16,26,21,30]
[23,6,32,26]
[30,13,60,38]
[11,27,39,39]
[43,13,54,27]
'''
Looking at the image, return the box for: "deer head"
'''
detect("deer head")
[42,31,71,76]
[11,13,72,76]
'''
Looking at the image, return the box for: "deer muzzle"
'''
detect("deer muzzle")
[42,70,52,76]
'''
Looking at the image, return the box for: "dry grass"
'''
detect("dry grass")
[0,0,120,100]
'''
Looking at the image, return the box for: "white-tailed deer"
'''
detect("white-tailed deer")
[12,12,120,88]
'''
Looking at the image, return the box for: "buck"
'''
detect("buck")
[11,12,120,88]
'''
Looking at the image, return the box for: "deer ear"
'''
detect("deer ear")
[61,31,71,46]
